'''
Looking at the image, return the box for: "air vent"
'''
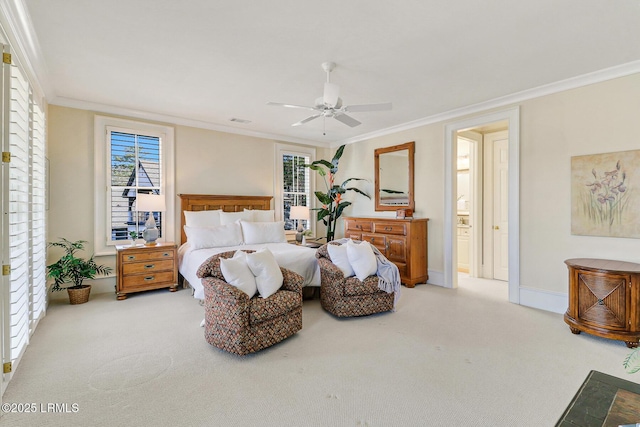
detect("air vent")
[229,118,251,124]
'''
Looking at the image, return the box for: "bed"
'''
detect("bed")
[177,194,321,300]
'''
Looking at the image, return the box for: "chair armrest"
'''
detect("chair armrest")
[280,267,303,294]
[317,257,345,279]
[202,276,250,302]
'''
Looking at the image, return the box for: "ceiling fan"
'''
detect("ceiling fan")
[267,62,392,128]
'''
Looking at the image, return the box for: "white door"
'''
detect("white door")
[491,132,509,281]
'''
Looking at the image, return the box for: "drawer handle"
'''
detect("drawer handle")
[144,264,155,269]
[356,225,362,229]
[370,237,375,243]
[384,226,392,231]
[144,276,155,282]
[162,252,170,257]
[127,255,136,260]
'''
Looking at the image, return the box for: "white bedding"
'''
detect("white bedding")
[178,242,321,299]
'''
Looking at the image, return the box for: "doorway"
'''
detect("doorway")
[444,107,520,304]
[456,127,509,282]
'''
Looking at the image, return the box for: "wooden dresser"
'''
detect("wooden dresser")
[564,258,640,348]
[344,216,428,287]
[116,242,178,300]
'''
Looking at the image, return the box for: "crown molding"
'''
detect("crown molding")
[336,60,640,147]
[0,0,52,104]
[51,96,331,148]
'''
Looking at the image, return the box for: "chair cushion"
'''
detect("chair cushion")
[343,275,382,297]
[250,290,300,325]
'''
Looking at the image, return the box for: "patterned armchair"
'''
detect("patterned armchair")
[197,250,303,356]
[316,242,395,317]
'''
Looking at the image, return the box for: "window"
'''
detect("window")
[94,116,175,255]
[275,144,315,236]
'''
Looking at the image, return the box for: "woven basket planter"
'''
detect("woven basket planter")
[67,285,91,305]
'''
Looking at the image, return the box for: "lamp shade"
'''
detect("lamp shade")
[137,193,166,212]
[289,206,309,220]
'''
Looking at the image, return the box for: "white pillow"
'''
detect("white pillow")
[184,210,222,227]
[244,209,275,222]
[219,251,257,298]
[346,240,378,281]
[240,221,286,244]
[327,243,355,278]
[246,248,283,298]
[183,223,243,249]
[220,210,253,225]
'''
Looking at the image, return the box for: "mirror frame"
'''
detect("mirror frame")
[374,141,415,212]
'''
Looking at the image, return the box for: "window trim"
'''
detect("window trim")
[94,116,175,256]
[274,144,316,238]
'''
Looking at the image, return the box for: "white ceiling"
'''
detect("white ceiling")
[20,0,640,146]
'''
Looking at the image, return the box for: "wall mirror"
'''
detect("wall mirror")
[375,141,415,211]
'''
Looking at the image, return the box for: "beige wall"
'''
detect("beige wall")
[48,72,640,305]
[335,73,640,297]
[47,105,323,298]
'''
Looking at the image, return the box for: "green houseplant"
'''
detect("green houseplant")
[624,347,640,374]
[47,238,112,304]
[305,145,370,241]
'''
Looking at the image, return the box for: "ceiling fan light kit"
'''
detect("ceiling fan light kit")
[268,62,392,131]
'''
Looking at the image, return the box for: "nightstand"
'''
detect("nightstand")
[116,242,178,300]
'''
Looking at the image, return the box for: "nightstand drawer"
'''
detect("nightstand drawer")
[121,249,175,263]
[121,271,176,289]
[122,259,174,275]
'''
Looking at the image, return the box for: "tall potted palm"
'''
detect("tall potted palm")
[305,145,370,241]
[47,238,112,304]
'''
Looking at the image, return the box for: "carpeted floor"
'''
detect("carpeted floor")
[2,277,637,426]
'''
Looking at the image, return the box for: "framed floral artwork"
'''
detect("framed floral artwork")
[571,149,640,238]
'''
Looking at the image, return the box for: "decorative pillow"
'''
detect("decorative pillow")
[220,210,253,225]
[240,221,286,245]
[244,209,275,222]
[246,248,283,298]
[184,210,222,227]
[183,223,243,249]
[327,242,355,278]
[219,251,257,298]
[346,240,378,281]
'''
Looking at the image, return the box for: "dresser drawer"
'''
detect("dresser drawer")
[122,259,175,275]
[121,249,175,263]
[345,219,372,233]
[373,221,406,236]
[362,233,386,251]
[346,232,363,241]
[121,270,176,289]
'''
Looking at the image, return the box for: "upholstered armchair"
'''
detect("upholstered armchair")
[316,242,395,318]
[197,250,303,356]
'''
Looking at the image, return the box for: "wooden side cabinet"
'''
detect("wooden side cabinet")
[116,242,178,300]
[344,216,428,287]
[564,258,640,348]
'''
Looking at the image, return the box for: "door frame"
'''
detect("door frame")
[444,107,520,304]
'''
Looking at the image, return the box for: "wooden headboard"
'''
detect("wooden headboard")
[178,194,272,245]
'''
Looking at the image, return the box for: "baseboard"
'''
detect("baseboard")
[426,270,445,287]
[519,286,568,314]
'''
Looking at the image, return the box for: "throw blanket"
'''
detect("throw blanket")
[332,238,402,307]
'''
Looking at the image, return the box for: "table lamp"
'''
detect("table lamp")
[289,206,309,244]
[137,193,166,246]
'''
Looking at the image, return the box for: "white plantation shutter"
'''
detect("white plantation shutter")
[8,63,30,363]
[30,101,46,328]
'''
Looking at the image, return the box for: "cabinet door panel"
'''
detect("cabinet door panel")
[577,270,628,330]
[387,237,407,263]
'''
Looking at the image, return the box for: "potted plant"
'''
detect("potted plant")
[305,145,370,241]
[46,238,112,304]
[624,347,640,374]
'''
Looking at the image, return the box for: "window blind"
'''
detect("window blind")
[9,63,30,363]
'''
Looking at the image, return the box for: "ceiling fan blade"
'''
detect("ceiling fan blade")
[292,114,322,127]
[344,102,392,113]
[323,82,340,107]
[267,102,318,111]
[334,113,361,128]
